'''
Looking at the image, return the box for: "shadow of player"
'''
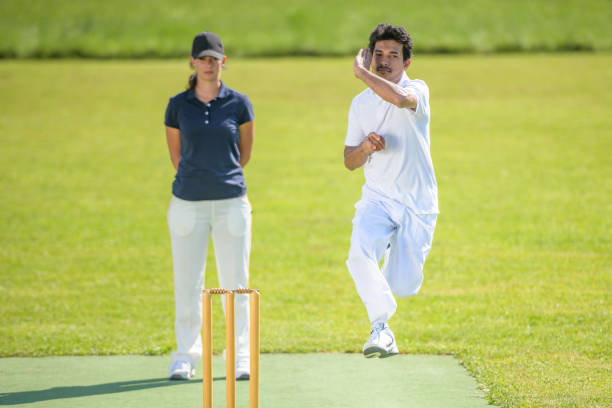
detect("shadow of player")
[0,376,226,405]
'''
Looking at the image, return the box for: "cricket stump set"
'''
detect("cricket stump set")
[202,288,260,408]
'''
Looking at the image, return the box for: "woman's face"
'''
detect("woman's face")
[191,55,226,82]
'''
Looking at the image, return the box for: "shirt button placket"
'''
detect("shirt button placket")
[204,103,211,125]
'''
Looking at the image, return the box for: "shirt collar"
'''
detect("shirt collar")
[186,81,230,102]
[398,71,410,86]
[217,81,230,99]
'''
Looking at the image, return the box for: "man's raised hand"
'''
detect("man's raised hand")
[353,48,373,79]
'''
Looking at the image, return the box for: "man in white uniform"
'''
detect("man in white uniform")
[344,23,439,358]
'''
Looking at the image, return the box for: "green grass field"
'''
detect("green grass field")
[1,0,611,58]
[0,54,611,407]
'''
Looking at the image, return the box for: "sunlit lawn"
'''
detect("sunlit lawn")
[0,54,610,407]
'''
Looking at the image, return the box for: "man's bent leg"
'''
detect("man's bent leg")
[384,210,437,298]
[347,257,397,323]
[346,200,397,323]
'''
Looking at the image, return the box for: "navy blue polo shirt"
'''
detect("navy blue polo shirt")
[165,82,254,201]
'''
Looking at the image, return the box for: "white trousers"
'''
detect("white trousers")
[167,194,252,367]
[346,193,436,324]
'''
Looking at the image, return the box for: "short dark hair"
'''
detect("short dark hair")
[368,24,413,61]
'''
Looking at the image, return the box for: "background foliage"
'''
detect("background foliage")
[1,0,611,58]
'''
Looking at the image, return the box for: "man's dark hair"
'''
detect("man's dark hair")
[368,24,413,61]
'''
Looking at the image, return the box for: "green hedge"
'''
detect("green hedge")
[1,0,611,58]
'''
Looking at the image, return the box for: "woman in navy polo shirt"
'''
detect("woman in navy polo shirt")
[164,31,255,381]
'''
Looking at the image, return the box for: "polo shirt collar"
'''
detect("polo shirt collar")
[186,81,230,102]
[398,71,410,86]
[217,81,230,99]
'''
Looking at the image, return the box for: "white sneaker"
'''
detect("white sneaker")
[362,322,399,358]
[168,360,195,380]
[236,356,250,381]
[222,350,250,380]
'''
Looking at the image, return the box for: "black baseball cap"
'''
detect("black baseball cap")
[191,31,224,60]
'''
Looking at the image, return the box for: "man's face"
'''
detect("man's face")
[372,40,410,83]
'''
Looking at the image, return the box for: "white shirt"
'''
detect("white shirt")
[345,72,439,214]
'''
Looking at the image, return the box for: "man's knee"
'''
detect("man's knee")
[388,270,423,298]
[392,283,421,298]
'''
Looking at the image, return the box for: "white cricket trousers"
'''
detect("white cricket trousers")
[167,194,252,367]
[346,194,437,325]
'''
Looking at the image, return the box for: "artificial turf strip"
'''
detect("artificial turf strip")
[0,354,492,407]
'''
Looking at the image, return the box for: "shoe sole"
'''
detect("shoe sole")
[363,345,388,358]
[168,374,189,380]
[379,351,399,359]
[363,345,399,359]
[168,370,195,380]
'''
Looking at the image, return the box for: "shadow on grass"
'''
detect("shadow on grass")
[0,377,227,405]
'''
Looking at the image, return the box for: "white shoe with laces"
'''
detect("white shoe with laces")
[362,322,399,358]
[168,360,195,380]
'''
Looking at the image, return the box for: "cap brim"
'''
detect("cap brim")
[194,50,224,60]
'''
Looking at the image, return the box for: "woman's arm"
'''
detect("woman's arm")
[166,126,181,170]
[238,121,254,167]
